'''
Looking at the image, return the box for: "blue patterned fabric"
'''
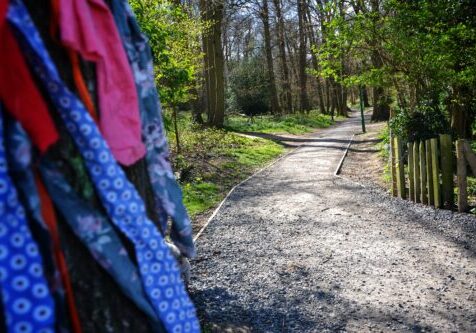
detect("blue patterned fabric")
[7,1,200,332]
[39,159,163,329]
[0,108,56,333]
[4,115,70,333]
[110,0,195,259]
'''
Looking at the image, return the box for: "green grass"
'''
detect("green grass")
[225,111,338,135]
[182,181,221,217]
[376,125,392,185]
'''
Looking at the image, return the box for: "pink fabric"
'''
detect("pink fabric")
[59,0,145,166]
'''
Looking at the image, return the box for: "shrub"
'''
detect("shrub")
[390,100,449,142]
[228,56,270,117]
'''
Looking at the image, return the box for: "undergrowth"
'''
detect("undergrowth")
[225,111,337,135]
[377,126,392,185]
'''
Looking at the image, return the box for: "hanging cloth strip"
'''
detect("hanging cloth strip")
[110,0,195,258]
[39,159,166,332]
[57,0,145,166]
[6,104,162,332]
[0,0,58,153]
[7,1,200,332]
[4,116,74,333]
[0,108,56,333]
[35,177,83,333]
[50,0,98,122]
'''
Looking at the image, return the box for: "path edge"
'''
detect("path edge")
[193,146,302,242]
[334,134,355,176]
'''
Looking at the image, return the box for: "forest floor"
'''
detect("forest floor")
[189,111,476,333]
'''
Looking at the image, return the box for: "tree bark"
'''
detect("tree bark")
[272,0,293,114]
[200,0,225,127]
[370,0,390,121]
[297,0,310,112]
[305,3,326,114]
[362,85,370,107]
[261,0,281,115]
[449,86,473,139]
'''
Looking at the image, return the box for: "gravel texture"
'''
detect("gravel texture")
[190,113,476,332]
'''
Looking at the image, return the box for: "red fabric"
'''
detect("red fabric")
[68,50,98,122]
[36,175,83,333]
[0,1,59,153]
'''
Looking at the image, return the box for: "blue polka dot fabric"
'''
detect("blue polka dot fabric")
[0,107,56,333]
[7,1,200,332]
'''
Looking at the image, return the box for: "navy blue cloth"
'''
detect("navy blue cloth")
[7,1,200,332]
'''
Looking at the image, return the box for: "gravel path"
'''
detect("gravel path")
[190,113,476,333]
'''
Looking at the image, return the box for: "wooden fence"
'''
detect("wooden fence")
[390,134,476,212]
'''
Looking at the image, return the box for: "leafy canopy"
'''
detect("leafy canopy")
[130,0,205,106]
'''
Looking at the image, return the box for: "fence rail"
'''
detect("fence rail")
[390,134,476,212]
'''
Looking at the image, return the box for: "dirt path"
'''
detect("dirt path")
[190,112,476,333]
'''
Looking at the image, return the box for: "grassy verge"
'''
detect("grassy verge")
[163,110,337,220]
[377,126,392,185]
[225,111,338,135]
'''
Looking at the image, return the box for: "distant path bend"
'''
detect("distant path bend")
[190,113,476,333]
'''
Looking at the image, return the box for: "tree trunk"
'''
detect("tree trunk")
[362,85,370,107]
[449,86,473,139]
[371,85,390,121]
[305,3,326,114]
[22,1,159,331]
[297,0,310,112]
[272,0,293,114]
[370,0,390,121]
[200,0,225,127]
[261,0,281,115]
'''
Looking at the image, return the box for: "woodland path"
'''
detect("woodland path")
[189,113,476,333]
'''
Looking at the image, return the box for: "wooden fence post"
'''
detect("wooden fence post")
[456,140,468,213]
[390,132,397,197]
[439,134,453,209]
[463,141,476,176]
[419,141,428,204]
[395,137,406,199]
[413,142,421,203]
[408,142,414,201]
[430,138,440,208]
[426,140,434,206]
